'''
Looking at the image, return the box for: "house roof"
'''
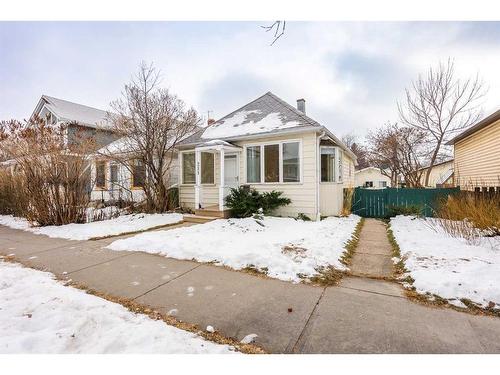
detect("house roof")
[446,108,500,145]
[354,166,384,174]
[178,91,356,161]
[419,158,454,171]
[33,95,113,130]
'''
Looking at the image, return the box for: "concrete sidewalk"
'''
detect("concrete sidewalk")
[1,224,500,353]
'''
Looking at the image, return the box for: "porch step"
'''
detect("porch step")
[183,214,220,224]
[195,206,231,219]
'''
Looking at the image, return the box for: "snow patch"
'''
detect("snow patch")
[240,334,258,344]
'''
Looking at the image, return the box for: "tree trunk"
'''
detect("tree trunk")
[424,139,443,187]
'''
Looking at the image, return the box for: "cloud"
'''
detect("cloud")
[1,21,499,139]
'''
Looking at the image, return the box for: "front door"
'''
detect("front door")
[224,154,239,188]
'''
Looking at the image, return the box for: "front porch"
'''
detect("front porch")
[180,140,241,218]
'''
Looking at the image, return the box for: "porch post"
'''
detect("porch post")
[195,149,201,209]
[219,148,225,211]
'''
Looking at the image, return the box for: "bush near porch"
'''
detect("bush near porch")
[224,186,291,218]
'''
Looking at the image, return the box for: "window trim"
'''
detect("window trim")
[180,151,196,186]
[130,159,146,190]
[319,146,344,185]
[95,160,107,190]
[200,151,216,186]
[243,139,303,185]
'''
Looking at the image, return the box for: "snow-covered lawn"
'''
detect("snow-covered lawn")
[107,215,361,282]
[0,260,235,353]
[390,215,500,309]
[0,213,183,240]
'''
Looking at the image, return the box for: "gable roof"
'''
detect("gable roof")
[32,95,112,130]
[179,91,356,161]
[446,108,500,145]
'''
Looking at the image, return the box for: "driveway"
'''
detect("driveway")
[1,223,500,353]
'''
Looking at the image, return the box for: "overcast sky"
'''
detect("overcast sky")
[1,21,499,138]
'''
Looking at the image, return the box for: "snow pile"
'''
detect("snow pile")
[0,260,235,353]
[0,213,183,240]
[108,215,361,282]
[202,110,300,139]
[390,215,500,309]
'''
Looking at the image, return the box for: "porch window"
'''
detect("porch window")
[95,161,106,188]
[282,142,300,182]
[264,144,279,183]
[246,146,261,183]
[131,159,146,188]
[201,152,214,184]
[182,152,195,184]
[110,164,118,187]
[321,147,336,182]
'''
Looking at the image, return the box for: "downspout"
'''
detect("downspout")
[316,131,325,221]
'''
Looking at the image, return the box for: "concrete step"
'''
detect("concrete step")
[183,214,220,224]
[195,207,231,218]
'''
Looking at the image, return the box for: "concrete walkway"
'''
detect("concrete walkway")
[1,224,500,353]
[349,219,394,278]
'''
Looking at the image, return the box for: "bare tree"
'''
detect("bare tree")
[261,21,286,45]
[367,122,427,187]
[106,62,201,213]
[341,133,369,169]
[398,59,486,186]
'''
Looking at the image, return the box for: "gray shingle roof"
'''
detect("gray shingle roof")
[179,92,322,145]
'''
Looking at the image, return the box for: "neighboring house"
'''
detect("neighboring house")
[31,95,120,151]
[446,108,500,189]
[354,167,391,188]
[177,92,357,219]
[418,159,454,188]
[89,137,179,203]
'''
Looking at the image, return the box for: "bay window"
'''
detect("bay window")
[245,141,301,184]
[182,152,195,184]
[321,146,343,183]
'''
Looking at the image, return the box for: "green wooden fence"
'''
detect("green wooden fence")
[350,187,460,218]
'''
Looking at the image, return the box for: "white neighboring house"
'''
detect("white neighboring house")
[354,167,391,189]
[177,92,357,219]
[90,137,179,203]
[418,159,454,188]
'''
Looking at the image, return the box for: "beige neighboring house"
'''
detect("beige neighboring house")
[418,159,454,188]
[446,108,500,189]
[177,92,357,220]
[354,167,391,188]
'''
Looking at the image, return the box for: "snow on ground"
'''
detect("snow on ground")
[390,215,500,309]
[0,213,183,240]
[0,260,235,353]
[108,215,361,282]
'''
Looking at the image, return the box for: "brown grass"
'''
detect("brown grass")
[341,187,355,217]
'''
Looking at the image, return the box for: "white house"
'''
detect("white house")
[177,92,357,220]
[354,167,391,188]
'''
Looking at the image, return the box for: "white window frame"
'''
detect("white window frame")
[180,151,196,185]
[243,139,303,185]
[200,151,216,186]
[319,146,344,184]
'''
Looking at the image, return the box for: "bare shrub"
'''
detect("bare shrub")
[431,191,500,243]
[0,117,96,226]
[0,169,26,215]
[341,187,354,217]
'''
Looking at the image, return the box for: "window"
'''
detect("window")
[201,152,214,184]
[110,164,118,186]
[282,142,300,182]
[379,181,387,188]
[131,159,146,188]
[364,181,374,188]
[182,153,195,184]
[246,146,261,183]
[264,144,279,182]
[321,147,336,182]
[95,161,106,188]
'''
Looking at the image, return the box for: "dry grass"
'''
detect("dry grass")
[308,266,345,286]
[341,187,355,217]
[340,217,365,267]
[432,192,499,243]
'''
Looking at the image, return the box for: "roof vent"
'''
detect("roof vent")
[297,98,306,114]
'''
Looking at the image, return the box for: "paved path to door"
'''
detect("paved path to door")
[1,223,500,353]
[349,219,394,278]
